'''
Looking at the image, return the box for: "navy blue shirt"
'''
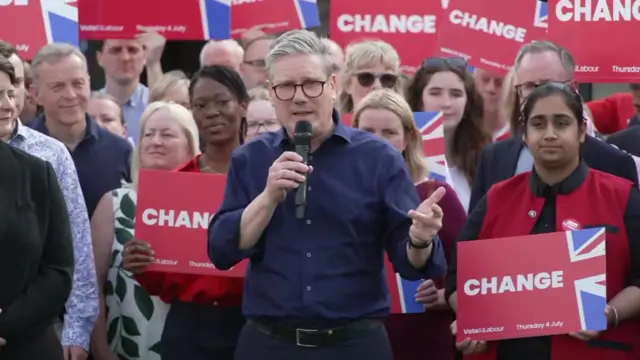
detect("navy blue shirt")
[29,115,131,218]
[208,114,446,323]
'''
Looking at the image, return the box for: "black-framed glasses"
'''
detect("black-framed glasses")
[515,79,573,98]
[422,57,467,70]
[271,80,327,101]
[354,72,398,88]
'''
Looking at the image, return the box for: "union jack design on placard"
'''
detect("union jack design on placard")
[534,0,548,28]
[42,0,79,45]
[385,258,424,314]
[294,0,320,28]
[414,112,453,185]
[566,227,607,331]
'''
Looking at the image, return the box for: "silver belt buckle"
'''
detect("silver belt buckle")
[295,328,320,347]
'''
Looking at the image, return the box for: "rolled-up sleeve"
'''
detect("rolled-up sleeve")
[0,163,74,340]
[444,195,487,303]
[54,150,99,350]
[380,149,446,280]
[624,187,640,288]
[208,150,264,270]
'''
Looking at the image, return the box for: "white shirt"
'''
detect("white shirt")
[449,166,470,213]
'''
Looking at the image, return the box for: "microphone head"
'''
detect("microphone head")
[294,120,313,145]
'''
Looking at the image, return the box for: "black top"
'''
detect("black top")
[468,136,639,214]
[446,162,640,360]
[0,142,74,359]
[607,126,640,157]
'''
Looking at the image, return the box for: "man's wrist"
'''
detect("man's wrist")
[408,236,433,250]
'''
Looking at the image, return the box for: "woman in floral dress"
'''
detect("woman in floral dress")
[89,102,200,360]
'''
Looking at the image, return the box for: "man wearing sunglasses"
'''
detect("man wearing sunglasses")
[467,40,638,215]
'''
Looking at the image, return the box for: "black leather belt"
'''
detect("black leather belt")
[248,318,381,347]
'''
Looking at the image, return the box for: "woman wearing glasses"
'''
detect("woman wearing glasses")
[245,86,280,141]
[406,57,491,213]
[338,40,401,114]
[446,83,640,360]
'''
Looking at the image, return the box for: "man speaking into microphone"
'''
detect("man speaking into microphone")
[208,29,446,360]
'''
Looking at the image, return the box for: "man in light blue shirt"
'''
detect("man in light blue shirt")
[97,39,150,144]
[2,44,99,357]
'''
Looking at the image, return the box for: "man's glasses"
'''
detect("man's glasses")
[247,119,279,133]
[422,57,468,70]
[354,72,398,88]
[271,80,327,101]
[515,79,573,99]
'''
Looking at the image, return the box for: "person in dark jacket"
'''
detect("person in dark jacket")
[468,41,638,213]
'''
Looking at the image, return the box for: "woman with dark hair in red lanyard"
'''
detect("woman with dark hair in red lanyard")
[122,65,249,360]
[446,82,640,360]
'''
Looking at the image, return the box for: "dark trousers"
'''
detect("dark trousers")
[234,320,393,360]
[161,300,245,360]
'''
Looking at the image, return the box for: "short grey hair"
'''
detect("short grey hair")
[514,40,576,80]
[31,43,87,81]
[265,30,333,79]
[199,39,244,67]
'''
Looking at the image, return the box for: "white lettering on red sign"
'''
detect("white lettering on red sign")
[463,271,564,296]
[336,14,436,34]
[141,208,214,229]
[449,10,527,42]
[0,0,28,5]
[556,0,640,21]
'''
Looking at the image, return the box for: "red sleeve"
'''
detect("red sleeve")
[587,93,634,135]
[136,271,181,301]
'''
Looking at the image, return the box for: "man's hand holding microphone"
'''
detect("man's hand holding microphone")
[264,152,313,204]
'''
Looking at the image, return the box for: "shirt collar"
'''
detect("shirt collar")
[529,161,589,197]
[271,109,352,147]
[30,113,101,141]
[100,84,148,107]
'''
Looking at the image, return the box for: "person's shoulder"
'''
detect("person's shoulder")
[348,127,400,153]
[21,126,70,156]
[585,135,628,159]
[590,168,634,189]
[98,127,133,151]
[608,126,640,143]
[2,144,51,184]
[484,136,519,154]
[489,171,529,194]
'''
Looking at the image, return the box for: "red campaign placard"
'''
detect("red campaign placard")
[548,0,640,82]
[330,0,444,74]
[0,0,79,59]
[135,170,248,277]
[456,228,607,342]
[231,0,320,37]
[437,0,548,74]
[78,0,230,40]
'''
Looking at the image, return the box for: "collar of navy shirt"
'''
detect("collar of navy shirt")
[28,113,102,144]
[270,109,352,148]
[529,161,588,198]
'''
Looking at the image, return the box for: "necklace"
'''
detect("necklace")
[198,156,226,174]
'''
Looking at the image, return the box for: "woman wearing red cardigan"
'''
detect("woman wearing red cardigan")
[353,89,467,360]
[122,65,249,360]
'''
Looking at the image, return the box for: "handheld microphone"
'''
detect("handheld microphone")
[293,120,312,219]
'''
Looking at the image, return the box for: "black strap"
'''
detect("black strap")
[248,319,381,347]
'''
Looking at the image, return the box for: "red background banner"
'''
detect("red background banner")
[548,0,640,82]
[135,170,248,277]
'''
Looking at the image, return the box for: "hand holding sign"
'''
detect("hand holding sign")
[408,187,446,246]
[569,304,615,341]
[451,320,488,355]
[122,238,155,274]
[415,279,446,309]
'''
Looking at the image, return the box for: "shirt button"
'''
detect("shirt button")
[309,155,313,161]
[306,252,312,258]
[306,286,312,291]
[308,186,312,191]
[306,220,311,225]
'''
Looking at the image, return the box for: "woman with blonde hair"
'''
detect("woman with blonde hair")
[149,70,191,110]
[89,101,200,360]
[338,39,401,114]
[353,89,466,360]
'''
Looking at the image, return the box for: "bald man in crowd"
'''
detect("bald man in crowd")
[199,39,244,70]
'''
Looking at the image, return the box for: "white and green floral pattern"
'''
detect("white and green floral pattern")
[106,186,169,360]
